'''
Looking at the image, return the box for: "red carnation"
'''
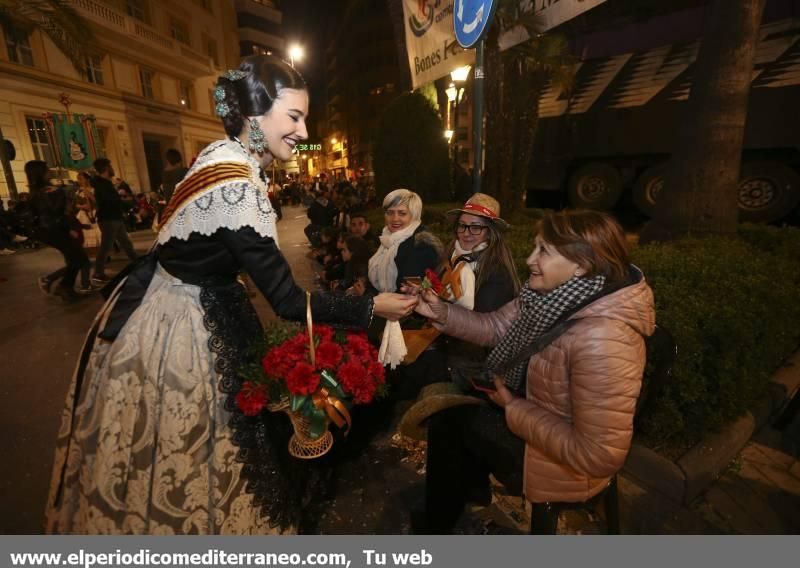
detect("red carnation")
[236,381,269,416]
[314,325,335,342]
[423,269,444,295]
[338,359,376,404]
[368,360,386,384]
[315,340,343,371]
[346,334,373,363]
[286,361,320,396]
[263,347,290,379]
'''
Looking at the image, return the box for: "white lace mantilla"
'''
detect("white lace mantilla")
[157,139,279,247]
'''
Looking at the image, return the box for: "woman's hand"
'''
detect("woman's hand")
[487,376,516,408]
[346,279,366,297]
[411,288,448,324]
[373,293,418,321]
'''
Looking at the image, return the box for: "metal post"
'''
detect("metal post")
[472,39,485,194]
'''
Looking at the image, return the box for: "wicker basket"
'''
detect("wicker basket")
[287,409,334,459]
[270,291,334,460]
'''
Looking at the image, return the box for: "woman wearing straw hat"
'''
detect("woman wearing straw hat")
[439,194,520,384]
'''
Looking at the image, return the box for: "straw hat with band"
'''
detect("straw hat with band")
[399,382,486,441]
[446,193,509,230]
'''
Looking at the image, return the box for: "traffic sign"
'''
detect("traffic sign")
[454,0,498,49]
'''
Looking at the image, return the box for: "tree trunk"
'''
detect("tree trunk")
[484,25,503,200]
[646,0,766,241]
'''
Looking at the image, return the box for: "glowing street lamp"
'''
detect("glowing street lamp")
[450,65,471,83]
[288,44,304,68]
[444,129,454,141]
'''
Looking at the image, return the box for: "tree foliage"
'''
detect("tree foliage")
[373,92,451,203]
[0,0,93,72]
[483,2,574,212]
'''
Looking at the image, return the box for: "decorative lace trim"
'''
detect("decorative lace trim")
[157,140,278,246]
[200,283,326,531]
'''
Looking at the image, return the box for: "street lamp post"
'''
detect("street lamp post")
[449,66,470,167]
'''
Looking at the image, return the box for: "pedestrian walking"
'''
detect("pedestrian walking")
[91,158,137,284]
[26,161,90,302]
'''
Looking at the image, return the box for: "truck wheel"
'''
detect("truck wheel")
[632,164,668,217]
[738,161,800,223]
[567,163,623,210]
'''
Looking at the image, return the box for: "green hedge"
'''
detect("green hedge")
[631,225,800,450]
[363,206,800,450]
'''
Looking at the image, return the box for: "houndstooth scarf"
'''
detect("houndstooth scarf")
[486,274,606,393]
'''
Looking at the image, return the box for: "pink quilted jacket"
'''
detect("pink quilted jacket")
[441,273,655,503]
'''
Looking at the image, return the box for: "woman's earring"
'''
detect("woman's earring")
[248,118,266,154]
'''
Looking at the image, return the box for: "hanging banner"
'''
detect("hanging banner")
[48,113,102,170]
[499,0,608,50]
[402,0,475,89]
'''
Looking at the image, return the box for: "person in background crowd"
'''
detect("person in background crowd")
[92,158,137,284]
[135,193,155,228]
[304,188,336,247]
[26,160,90,301]
[411,210,655,534]
[348,212,379,253]
[0,199,28,254]
[161,148,189,207]
[115,181,137,231]
[338,235,372,296]
[74,171,100,250]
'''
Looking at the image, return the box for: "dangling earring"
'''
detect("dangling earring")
[248,118,266,154]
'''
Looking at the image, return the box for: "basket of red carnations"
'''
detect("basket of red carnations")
[236,294,386,459]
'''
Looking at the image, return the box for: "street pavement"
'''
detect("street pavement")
[1,206,798,534]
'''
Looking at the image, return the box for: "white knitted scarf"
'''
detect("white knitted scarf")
[368,220,421,369]
[448,241,488,309]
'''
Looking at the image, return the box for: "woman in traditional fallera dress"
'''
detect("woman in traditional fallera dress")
[45,55,416,535]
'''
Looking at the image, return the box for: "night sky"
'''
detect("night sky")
[281,0,344,93]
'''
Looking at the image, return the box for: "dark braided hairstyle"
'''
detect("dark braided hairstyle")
[215,55,307,138]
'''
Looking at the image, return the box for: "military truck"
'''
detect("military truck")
[528,0,800,222]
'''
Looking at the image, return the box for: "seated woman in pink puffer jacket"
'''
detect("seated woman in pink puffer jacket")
[410,210,656,533]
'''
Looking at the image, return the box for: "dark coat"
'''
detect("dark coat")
[393,225,443,291]
[92,176,124,222]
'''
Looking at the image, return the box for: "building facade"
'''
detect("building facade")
[0,0,240,199]
[236,0,285,58]
[321,0,405,181]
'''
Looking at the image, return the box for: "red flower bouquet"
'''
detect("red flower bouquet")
[238,319,386,457]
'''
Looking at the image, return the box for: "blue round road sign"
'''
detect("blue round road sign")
[454,0,498,49]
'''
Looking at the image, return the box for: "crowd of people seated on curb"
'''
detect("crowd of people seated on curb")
[303,188,655,534]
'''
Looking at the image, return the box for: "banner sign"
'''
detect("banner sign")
[499,0,608,50]
[46,113,103,170]
[402,0,475,89]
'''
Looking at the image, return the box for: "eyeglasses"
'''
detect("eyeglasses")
[456,223,488,235]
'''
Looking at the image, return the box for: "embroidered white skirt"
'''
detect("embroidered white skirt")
[45,265,287,534]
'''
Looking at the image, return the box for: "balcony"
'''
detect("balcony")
[71,0,214,76]
[238,28,285,53]
[235,0,282,22]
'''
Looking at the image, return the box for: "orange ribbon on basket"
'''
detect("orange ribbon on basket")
[312,386,352,435]
[305,290,351,435]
